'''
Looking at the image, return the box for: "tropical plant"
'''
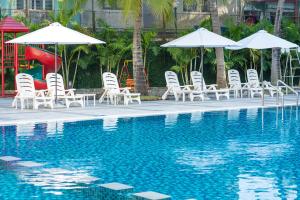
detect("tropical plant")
[98,22,132,70]
[167,47,198,85]
[43,0,89,88]
[98,0,174,95]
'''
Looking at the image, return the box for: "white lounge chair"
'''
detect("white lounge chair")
[228,69,248,98]
[100,72,141,105]
[46,73,84,108]
[246,69,263,98]
[246,69,279,98]
[162,71,203,102]
[13,73,53,110]
[191,71,229,100]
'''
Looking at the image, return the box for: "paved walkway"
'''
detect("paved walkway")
[1,95,298,125]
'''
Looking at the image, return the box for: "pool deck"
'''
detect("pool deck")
[1,95,298,125]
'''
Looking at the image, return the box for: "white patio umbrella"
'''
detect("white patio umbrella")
[161,27,238,48]
[227,30,299,105]
[227,30,298,79]
[7,22,105,102]
[228,30,298,50]
[161,27,238,89]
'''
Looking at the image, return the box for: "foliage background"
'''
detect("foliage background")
[3,12,300,89]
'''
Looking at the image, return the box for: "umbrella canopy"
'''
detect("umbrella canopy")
[227,30,298,50]
[6,22,105,45]
[161,27,238,48]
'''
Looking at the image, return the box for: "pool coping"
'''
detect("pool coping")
[0,100,296,126]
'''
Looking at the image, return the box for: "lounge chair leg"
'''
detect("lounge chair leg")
[162,90,169,100]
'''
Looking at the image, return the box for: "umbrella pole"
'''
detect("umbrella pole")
[261,49,264,106]
[55,43,58,103]
[200,47,204,91]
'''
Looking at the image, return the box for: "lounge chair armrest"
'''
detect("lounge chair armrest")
[206,84,217,90]
[65,89,76,96]
[182,85,193,90]
[35,90,48,97]
[120,87,131,94]
[241,83,250,89]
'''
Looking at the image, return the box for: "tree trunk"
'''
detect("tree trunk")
[209,0,226,88]
[25,0,29,17]
[271,0,285,84]
[133,6,148,95]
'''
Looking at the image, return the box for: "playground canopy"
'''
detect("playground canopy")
[161,28,238,48]
[227,30,298,50]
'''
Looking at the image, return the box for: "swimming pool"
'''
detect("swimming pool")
[0,106,300,199]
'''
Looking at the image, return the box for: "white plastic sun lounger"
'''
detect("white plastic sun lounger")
[246,69,279,98]
[100,72,141,105]
[228,69,248,98]
[13,73,53,110]
[245,69,263,98]
[46,73,84,108]
[191,71,229,100]
[162,71,204,102]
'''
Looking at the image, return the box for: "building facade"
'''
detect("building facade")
[0,0,299,30]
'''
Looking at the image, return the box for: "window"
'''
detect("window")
[26,0,53,10]
[17,0,24,9]
[202,0,209,12]
[31,0,35,9]
[183,0,198,12]
[36,0,43,10]
[45,0,53,10]
[102,0,121,10]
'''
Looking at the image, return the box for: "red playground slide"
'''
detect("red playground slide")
[25,46,62,89]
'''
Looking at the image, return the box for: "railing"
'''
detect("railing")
[276,80,299,107]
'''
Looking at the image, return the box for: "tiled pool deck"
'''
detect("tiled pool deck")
[1,95,298,125]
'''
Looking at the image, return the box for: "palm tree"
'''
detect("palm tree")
[47,0,88,87]
[209,0,226,88]
[271,0,285,84]
[99,0,173,95]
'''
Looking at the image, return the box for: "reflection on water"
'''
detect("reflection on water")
[103,118,118,131]
[17,167,99,191]
[47,122,64,136]
[228,110,240,121]
[165,113,178,127]
[16,123,35,137]
[175,149,226,174]
[246,108,258,120]
[190,112,203,124]
[246,143,290,161]
[16,122,64,140]
[238,173,281,200]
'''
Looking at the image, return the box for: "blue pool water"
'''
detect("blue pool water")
[1,107,300,199]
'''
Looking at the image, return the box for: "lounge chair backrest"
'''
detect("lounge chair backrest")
[46,73,66,96]
[191,71,206,90]
[228,69,241,88]
[16,73,35,97]
[165,71,181,91]
[102,72,120,94]
[247,69,260,87]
